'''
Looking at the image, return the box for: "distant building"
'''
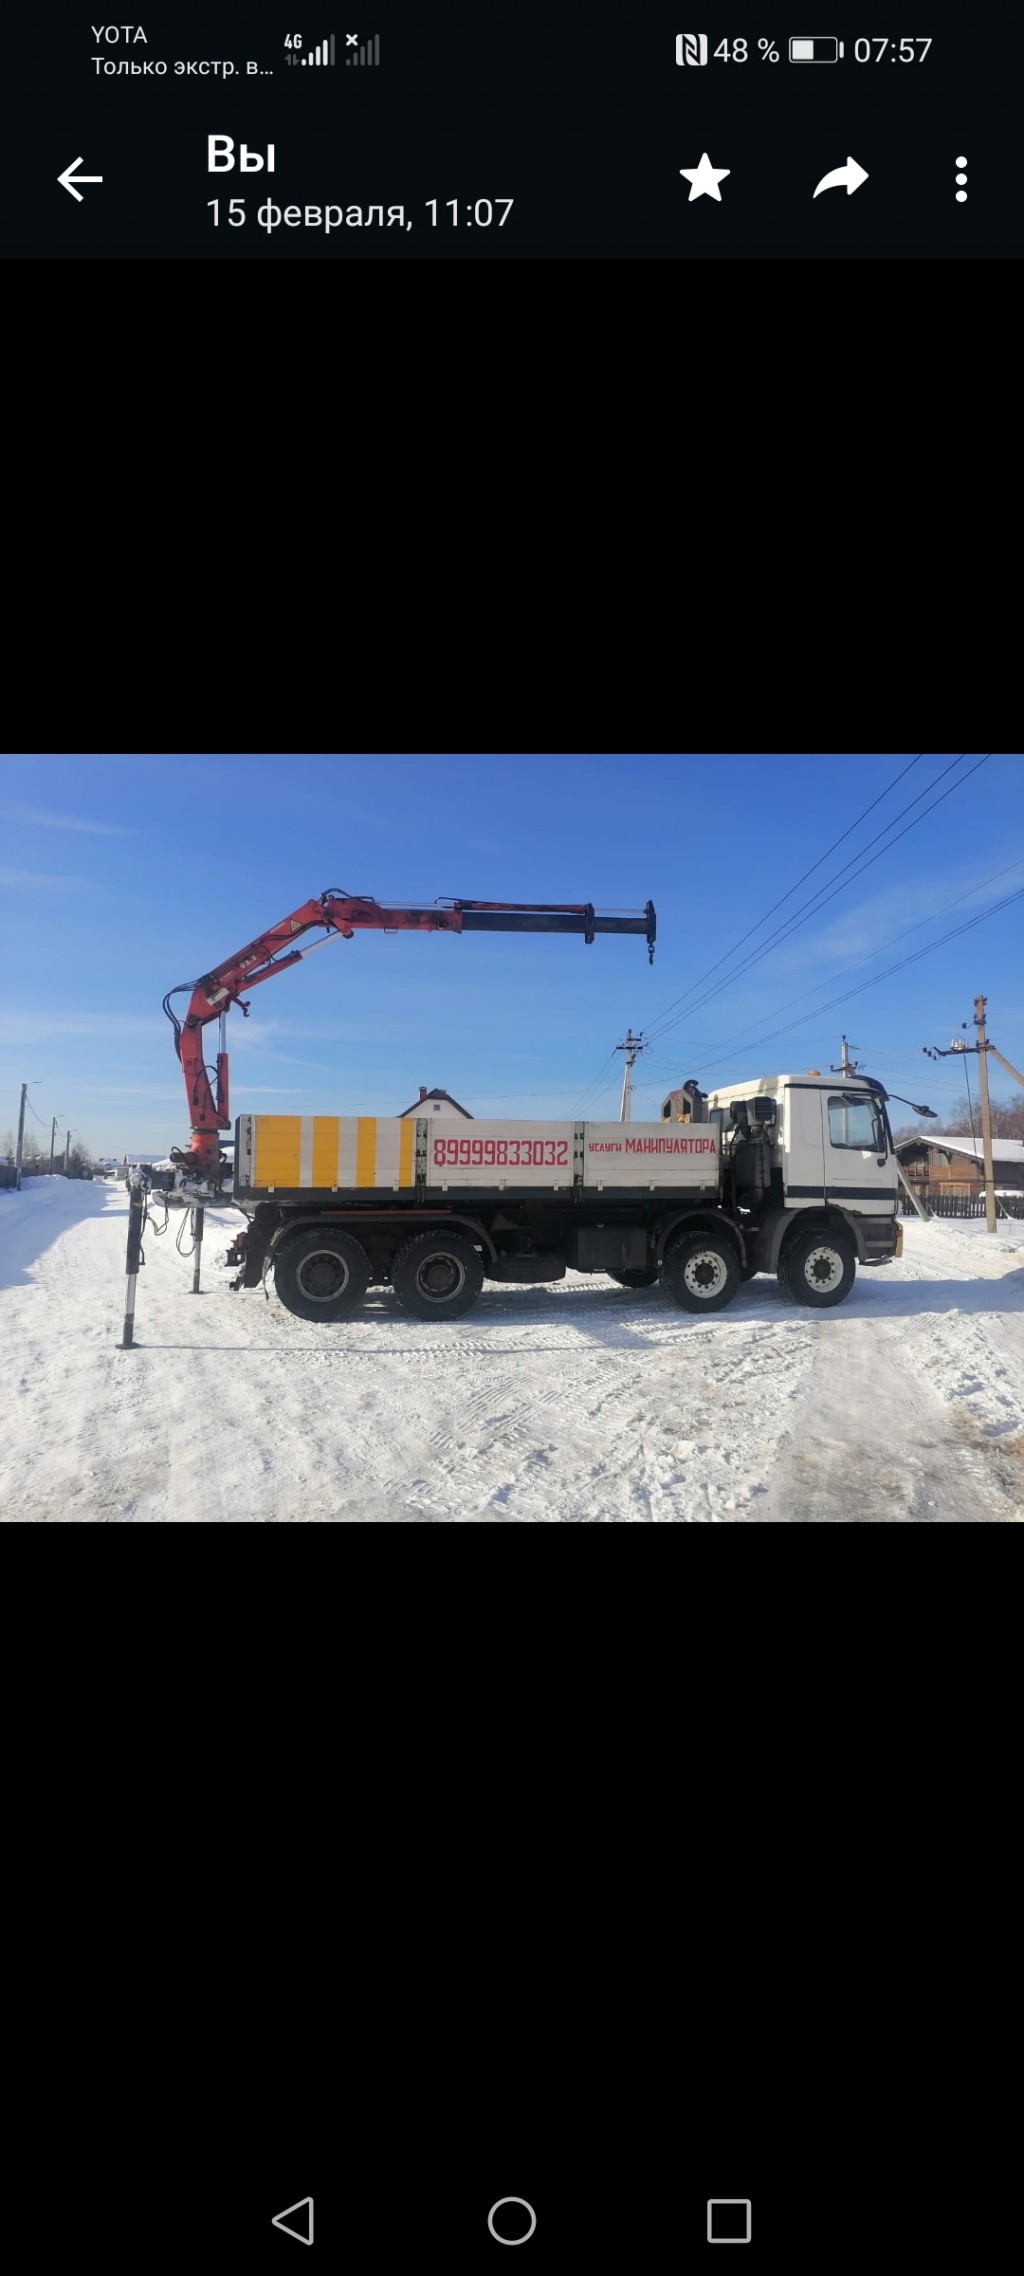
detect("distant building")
[397,1086,473,1120]
[896,1135,1024,1196]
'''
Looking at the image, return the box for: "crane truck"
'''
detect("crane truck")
[142,885,906,1323]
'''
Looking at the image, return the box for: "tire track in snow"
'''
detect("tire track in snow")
[406,1288,820,1521]
[758,1226,1024,1522]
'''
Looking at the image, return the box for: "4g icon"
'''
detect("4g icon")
[676,33,708,65]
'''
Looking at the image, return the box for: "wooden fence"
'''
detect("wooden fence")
[900,1187,1024,1219]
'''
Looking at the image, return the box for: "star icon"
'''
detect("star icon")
[679,152,731,202]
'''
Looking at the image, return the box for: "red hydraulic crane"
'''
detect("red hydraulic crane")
[163,888,656,1191]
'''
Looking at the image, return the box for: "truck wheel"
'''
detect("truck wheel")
[660,1231,740,1313]
[608,1268,659,1289]
[391,1229,484,1320]
[273,1227,370,1322]
[778,1227,856,1307]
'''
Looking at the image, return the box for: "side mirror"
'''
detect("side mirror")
[729,1100,750,1129]
[752,1098,777,1127]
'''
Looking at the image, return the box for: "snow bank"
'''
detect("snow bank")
[0,1183,1021,1522]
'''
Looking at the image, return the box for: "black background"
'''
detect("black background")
[3,2,1020,258]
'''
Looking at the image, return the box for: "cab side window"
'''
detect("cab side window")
[827,1096,883,1150]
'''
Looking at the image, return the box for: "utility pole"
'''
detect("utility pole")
[973,995,998,1234]
[615,1029,649,1122]
[49,1116,60,1175]
[64,1129,72,1176]
[924,999,1003,1234]
[14,1083,28,1191]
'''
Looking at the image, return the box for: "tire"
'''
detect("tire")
[660,1230,740,1314]
[778,1226,856,1308]
[391,1229,485,1320]
[608,1268,659,1289]
[273,1226,370,1322]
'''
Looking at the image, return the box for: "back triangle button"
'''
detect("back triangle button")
[272,2197,313,2245]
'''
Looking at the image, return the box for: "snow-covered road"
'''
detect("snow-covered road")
[2,1178,1022,1521]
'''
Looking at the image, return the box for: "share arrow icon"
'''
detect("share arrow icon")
[813,156,869,199]
[59,156,104,201]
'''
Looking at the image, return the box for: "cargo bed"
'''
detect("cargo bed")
[233,1114,721,1204]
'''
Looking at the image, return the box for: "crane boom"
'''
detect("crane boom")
[163,889,656,1187]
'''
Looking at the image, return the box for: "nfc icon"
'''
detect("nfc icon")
[676,33,709,66]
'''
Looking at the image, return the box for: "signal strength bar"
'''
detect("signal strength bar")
[301,36,335,65]
[346,34,380,64]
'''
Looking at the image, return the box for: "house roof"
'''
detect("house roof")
[396,1088,473,1120]
[896,1135,1024,1163]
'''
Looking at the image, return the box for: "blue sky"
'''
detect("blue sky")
[2,753,1022,1157]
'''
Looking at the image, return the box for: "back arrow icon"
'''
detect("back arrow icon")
[59,157,103,202]
[271,2197,313,2245]
[813,156,868,199]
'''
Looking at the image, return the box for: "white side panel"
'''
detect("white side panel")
[335,1120,359,1187]
[373,1121,404,1186]
[784,1087,826,1201]
[422,1120,574,1188]
[582,1122,719,1187]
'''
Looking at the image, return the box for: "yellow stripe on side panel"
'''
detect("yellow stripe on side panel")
[312,1116,340,1187]
[398,1117,414,1188]
[253,1115,301,1189]
[356,1118,376,1188]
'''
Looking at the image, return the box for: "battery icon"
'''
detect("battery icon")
[789,37,844,62]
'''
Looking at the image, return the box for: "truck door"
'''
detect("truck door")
[821,1090,893,1214]
[782,1085,828,1205]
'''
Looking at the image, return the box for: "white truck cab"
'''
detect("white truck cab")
[698,1071,901,1294]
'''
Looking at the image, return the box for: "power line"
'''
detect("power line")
[565,1050,620,1117]
[646,764,987,1046]
[962,1054,977,1146]
[687,881,1024,1082]
[640,754,927,1039]
[644,847,1024,1080]
[646,755,989,1046]
[644,752,965,1038]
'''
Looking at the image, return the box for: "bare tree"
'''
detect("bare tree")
[893,1094,1024,1146]
[942,1093,1024,1142]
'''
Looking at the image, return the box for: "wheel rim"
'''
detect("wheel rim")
[295,1249,351,1302]
[802,1244,844,1292]
[414,1250,467,1302]
[681,1247,726,1298]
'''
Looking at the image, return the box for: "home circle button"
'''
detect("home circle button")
[487,2198,537,2244]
